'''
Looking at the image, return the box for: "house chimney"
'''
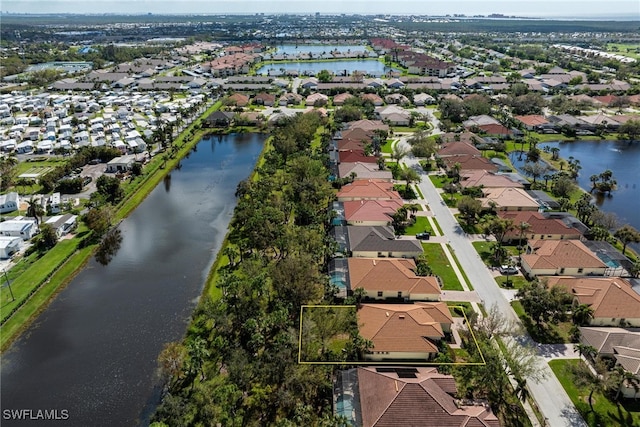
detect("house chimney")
[373,259,376,266]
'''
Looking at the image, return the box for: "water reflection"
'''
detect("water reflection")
[163,174,171,193]
[95,229,123,266]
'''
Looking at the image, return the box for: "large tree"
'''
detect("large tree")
[614,225,640,255]
[517,280,571,327]
[457,196,482,227]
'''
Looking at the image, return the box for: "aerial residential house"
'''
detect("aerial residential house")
[343,199,403,227]
[225,93,250,107]
[441,154,498,173]
[0,218,38,240]
[305,93,329,106]
[0,236,22,259]
[347,258,441,301]
[437,140,482,158]
[499,211,583,242]
[345,225,423,259]
[205,111,235,127]
[338,162,393,181]
[0,192,20,214]
[332,92,354,106]
[375,105,411,126]
[337,150,377,165]
[336,180,401,201]
[514,115,552,132]
[521,240,607,277]
[358,302,453,361]
[45,214,78,237]
[334,367,500,427]
[413,92,436,106]
[479,187,540,212]
[578,327,640,399]
[253,92,276,107]
[548,276,640,327]
[361,93,384,106]
[459,170,524,189]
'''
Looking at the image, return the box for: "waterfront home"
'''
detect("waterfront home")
[338,162,392,181]
[45,214,78,237]
[336,180,401,201]
[347,258,441,301]
[459,170,524,189]
[499,211,583,242]
[548,276,640,327]
[334,367,500,427]
[521,240,607,277]
[345,225,423,259]
[0,218,38,240]
[358,302,452,361]
[105,155,136,173]
[479,187,540,212]
[343,199,403,227]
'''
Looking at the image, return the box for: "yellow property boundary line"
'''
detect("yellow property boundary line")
[298,304,485,366]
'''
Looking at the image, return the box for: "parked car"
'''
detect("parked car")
[416,232,431,240]
[499,265,518,275]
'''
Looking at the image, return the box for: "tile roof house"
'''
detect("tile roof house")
[333,92,354,106]
[514,115,551,131]
[338,150,378,164]
[337,138,366,151]
[437,141,482,158]
[346,226,423,259]
[579,326,640,398]
[226,93,249,107]
[306,93,329,106]
[338,162,393,181]
[339,127,374,143]
[375,105,411,126]
[521,240,607,277]
[441,154,498,172]
[348,258,441,301]
[499,211,583,242]
[479,187,540,212]
[334,367,500,427]
[252,92,276,106]
[547,276,640,327]
[343,199,403,227]
[459,170,524,189]
[361,93,384,106]
[347,119,389,133]
[358,303,453,361]
[336,180,401,201]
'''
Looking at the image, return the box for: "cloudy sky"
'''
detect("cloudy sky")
[2,0,639,19]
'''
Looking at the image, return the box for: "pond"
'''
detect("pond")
[256,60,398,77]
[0,133,266,426]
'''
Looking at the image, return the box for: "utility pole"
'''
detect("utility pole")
[3,268,15,302]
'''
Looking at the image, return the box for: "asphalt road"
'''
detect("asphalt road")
[400,144,587,427]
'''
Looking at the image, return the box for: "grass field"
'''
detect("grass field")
[606,43,640,60]
[402,216,433,235]
[421,243,463,291]
[549,359,640,427]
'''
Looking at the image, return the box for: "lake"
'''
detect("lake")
[257,60,398,77]
[511,140,640,250]
[0,133,266,426]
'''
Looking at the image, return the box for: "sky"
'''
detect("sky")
[2,0,639,19]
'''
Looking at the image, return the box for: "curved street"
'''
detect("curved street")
[398,138,587,427]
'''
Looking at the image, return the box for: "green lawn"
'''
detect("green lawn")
[448,244,474,291]
[381,139,394,154]
[549,359,640,427]
[402,216,433,235]
[510,300,572,344]
[429,174,450,188]
[421,243,463,291]
[606,43,640,60]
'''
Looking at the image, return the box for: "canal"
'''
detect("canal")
[0,133,266,426]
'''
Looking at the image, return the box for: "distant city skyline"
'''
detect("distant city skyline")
[2,0,639,19]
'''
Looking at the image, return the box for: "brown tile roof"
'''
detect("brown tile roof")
[356,367,500,427]
[336,179,401,201]
[341,127,374,143]
[348,258,441,296]
[499,211,582,239]
[522,240,607,270]
[438,141,482,157]
[333,92,355,105]
[442,155,498,172]
[547,276,640,321]
[514,115,549,127]
[460,170,524,189]
[348,119,390,133]
[338,162,393,180]
[343,199,403,223]
[358,303,452,354]
[477,123,512,136]
[337,138,366,151]
[480,187,540,210]
[338,150,378,164]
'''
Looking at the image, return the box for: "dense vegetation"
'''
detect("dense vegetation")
[152,113,349,426]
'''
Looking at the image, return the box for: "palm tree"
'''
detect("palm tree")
[574,343,597,360]
[390,143,410,163]
[550,146,560,160]
[26,197,45,227]
[517,221,531,248]
[572,304,594,326]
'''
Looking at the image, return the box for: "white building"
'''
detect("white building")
[0,218,38,240]
[0,236,22,259]
[0,192,20,214]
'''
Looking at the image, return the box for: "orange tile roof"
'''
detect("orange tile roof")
[358,303,452,353]
[348,258,441,296]
[460,170,523,188]
[480,187,539,209]
[337,180,401,201]
[499,211,582,238]
[547,276,640,320]
[338,150,378,164]
[522,240,607,270]
[442,155,498,172]
[514,115,549,127]
[437,141,481,157]
[343,199,403,223]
